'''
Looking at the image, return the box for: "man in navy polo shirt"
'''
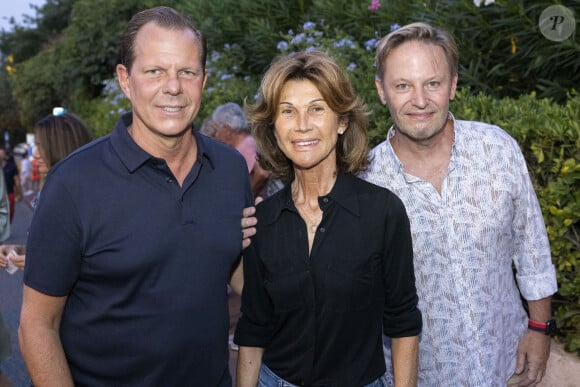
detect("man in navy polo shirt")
[19,6,253,386]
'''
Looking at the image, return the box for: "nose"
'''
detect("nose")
[411,87,427,108]
[296,110,311,132]
[32,147,40,160]
[163,74,182,95]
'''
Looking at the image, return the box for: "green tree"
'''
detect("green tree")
[0,65,24,145]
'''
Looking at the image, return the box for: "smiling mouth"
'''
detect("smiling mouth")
[294,140,318,147]
[407,112,434,119]
[161,106,183,112]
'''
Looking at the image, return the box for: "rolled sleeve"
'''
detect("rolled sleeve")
[516,264,558,301]
[511,142,558,301]
[234,242,274,348]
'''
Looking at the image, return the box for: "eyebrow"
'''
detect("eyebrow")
[279,98,325,106]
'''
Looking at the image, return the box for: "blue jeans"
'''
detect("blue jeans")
[258,364,389,387]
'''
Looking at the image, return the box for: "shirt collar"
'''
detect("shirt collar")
[110,112,216,172]
[261,172,361,226]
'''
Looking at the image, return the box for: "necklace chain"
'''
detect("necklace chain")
[297,206,322,233]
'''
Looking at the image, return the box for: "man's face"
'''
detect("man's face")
[375,40,457,142]
[116,22,207,139]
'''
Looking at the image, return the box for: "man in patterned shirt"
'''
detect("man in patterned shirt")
[362,22,558,386]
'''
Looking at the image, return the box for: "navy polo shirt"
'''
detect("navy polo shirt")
[24,113,253,386]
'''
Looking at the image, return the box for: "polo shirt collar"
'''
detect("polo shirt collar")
[110,112,216,172]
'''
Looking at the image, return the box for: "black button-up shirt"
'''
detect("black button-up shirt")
[235,173,421,387]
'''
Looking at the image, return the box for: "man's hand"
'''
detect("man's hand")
[514,330,551,386]
[241,205,258,249]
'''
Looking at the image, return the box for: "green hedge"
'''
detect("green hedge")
[450,90,580,353]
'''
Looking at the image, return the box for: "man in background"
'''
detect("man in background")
[202,102,282,198]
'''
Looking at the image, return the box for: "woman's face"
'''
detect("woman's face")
[273,79,347,172]
[33,141,49,175]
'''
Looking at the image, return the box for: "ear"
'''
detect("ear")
[116,64,131,99]
[449,73,458,101]
[337,116,348,135]
[202,69,208,90]
[374,77,387,105]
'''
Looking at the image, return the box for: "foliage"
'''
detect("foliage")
[1,0,183,129]
[0,0,76,63]
[451,91,580,354]
[1,0,578,133]
[10,44,69,127]
[0,65,23,144]
[184,0,315,75]
[308,0,580,102]
[80,78,131,138]
[0,0,78,141]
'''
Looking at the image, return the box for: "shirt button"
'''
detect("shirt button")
[319,227,326,233]
[166,177,173,183]
[322,197,329,203]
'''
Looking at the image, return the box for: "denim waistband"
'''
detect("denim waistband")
[257,363,389,387]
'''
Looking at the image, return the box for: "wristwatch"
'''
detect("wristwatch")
[528,319,557,336]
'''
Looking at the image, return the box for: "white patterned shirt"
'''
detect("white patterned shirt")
[361,114,557,386]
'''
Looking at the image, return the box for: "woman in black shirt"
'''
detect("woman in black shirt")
[235,50,422,387]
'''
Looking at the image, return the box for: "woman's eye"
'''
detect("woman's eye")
[309,106,325,115]
[280,108,294,117]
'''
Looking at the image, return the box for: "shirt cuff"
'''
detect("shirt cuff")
[516,264,558,300]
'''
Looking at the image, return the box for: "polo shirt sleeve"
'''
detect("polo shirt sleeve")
[381,194,422,338]
[24,174,83,296]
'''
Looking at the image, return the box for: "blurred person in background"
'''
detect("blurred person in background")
[18,145,32,197]
[29,158,40,194]
[0,111,92,271]
[0,163,12,387]
[0,148,22,223]
[202,102,282,198]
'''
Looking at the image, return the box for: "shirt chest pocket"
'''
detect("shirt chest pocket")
[265,270,312,313]
[323,254,380,312]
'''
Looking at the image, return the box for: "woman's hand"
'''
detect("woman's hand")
[0,244,26,270]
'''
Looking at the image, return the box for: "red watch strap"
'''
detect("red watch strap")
[528,319,547,330]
